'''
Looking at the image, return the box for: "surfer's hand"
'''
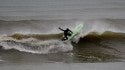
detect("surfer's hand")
[59,27,65,31]
[59,27,63,30]
[59,27,60,29]
[69,30,73,33]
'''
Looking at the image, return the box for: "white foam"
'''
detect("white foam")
[0,36,73,54]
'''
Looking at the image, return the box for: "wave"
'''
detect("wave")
[0,34,73,54]
[9,33,63,40]
[82,31,125,41]
[0,30,125,54]
[0,31,125,62]
[0,19,125,55]
[0,19,125,34]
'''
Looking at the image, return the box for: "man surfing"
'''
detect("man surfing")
[59,27,73,41]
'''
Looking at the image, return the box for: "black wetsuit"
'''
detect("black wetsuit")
[59,28,73,40]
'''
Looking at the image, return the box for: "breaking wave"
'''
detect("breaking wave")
[0,19,125,55]
[0,37,73,54]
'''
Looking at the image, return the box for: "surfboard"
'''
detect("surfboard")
[67,23,84,40]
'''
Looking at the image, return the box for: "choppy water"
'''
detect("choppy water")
[0,0,125,70]
[0,19,125,63]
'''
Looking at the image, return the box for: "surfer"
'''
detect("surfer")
[59,27,73,41]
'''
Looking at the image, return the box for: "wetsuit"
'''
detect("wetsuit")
[59,28,73,40]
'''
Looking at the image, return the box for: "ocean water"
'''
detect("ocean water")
[0,0,125,70]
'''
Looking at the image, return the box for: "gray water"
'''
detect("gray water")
[0,62,125,70]
[0,0,125,70]
[0,0,125,20]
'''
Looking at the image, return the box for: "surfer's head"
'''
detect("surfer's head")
[67,28,69,30]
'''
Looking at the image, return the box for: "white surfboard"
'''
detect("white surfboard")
[67,23,84,40]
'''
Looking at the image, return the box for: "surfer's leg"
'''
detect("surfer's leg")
[62,35,68,41]
[62,37,66,41]
[67,33,72,36]
[65,36,68,40]
[62,33,68,41]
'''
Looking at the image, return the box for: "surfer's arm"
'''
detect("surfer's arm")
[59,27,65,31]
[68,29,73,33]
